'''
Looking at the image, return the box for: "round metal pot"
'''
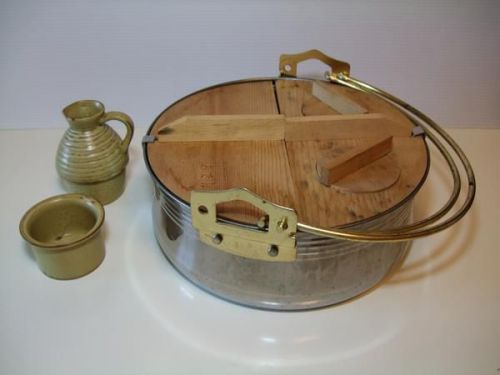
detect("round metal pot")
[142,50,475,310]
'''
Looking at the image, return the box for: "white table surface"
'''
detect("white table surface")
[0,127,498,374]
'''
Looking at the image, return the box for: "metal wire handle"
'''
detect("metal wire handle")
[295,71,476,242]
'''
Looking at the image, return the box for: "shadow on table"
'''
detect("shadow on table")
[386,200,477,285]
[385,142,478,285]
[386,211,476,284]
[22,240,35,261]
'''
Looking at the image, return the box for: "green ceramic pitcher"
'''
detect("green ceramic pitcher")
[56,100,134,204]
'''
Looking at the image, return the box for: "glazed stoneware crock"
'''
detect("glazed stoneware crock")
[19,193,105,280]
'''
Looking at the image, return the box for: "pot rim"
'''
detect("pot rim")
[19,193,105,250]
[142,76,430,233]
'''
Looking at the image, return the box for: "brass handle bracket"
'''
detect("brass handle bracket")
[279,49,350,78]
[191,188,297,262]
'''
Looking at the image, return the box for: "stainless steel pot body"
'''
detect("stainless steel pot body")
[143,76,429,311]
[150,186,412,310]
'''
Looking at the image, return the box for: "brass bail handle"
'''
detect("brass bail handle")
[279,49,350,77]
[277,50,476,243]
[99,111,135,153]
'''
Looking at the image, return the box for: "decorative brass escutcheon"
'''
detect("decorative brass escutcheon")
[190,188,298,262]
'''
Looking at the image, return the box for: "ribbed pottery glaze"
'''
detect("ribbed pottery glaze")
[56,125,128,183]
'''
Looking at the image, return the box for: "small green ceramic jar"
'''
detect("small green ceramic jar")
[19,194,105,280]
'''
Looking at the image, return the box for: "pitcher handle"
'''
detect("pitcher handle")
[100,111,135,153]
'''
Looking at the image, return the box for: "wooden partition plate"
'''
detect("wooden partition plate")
[285,137,426,226]
[147,79,428,228]
[276,80,412,124]
[316,135,395,186]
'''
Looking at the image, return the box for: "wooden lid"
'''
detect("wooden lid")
[146,79,428,228]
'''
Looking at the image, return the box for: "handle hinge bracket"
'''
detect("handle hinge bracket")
[191,188,298,262]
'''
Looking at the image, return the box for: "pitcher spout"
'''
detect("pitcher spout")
[63,100,105,129]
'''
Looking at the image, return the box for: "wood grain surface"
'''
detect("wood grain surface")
[312,81,367,114]
[150,81,279,135]
[316,136,394,186]
[154,113,410,142]
[276,79,411,124]
[156,114,285,142]
[285,137,426,226]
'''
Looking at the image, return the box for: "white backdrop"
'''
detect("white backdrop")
[1,0,499,129]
